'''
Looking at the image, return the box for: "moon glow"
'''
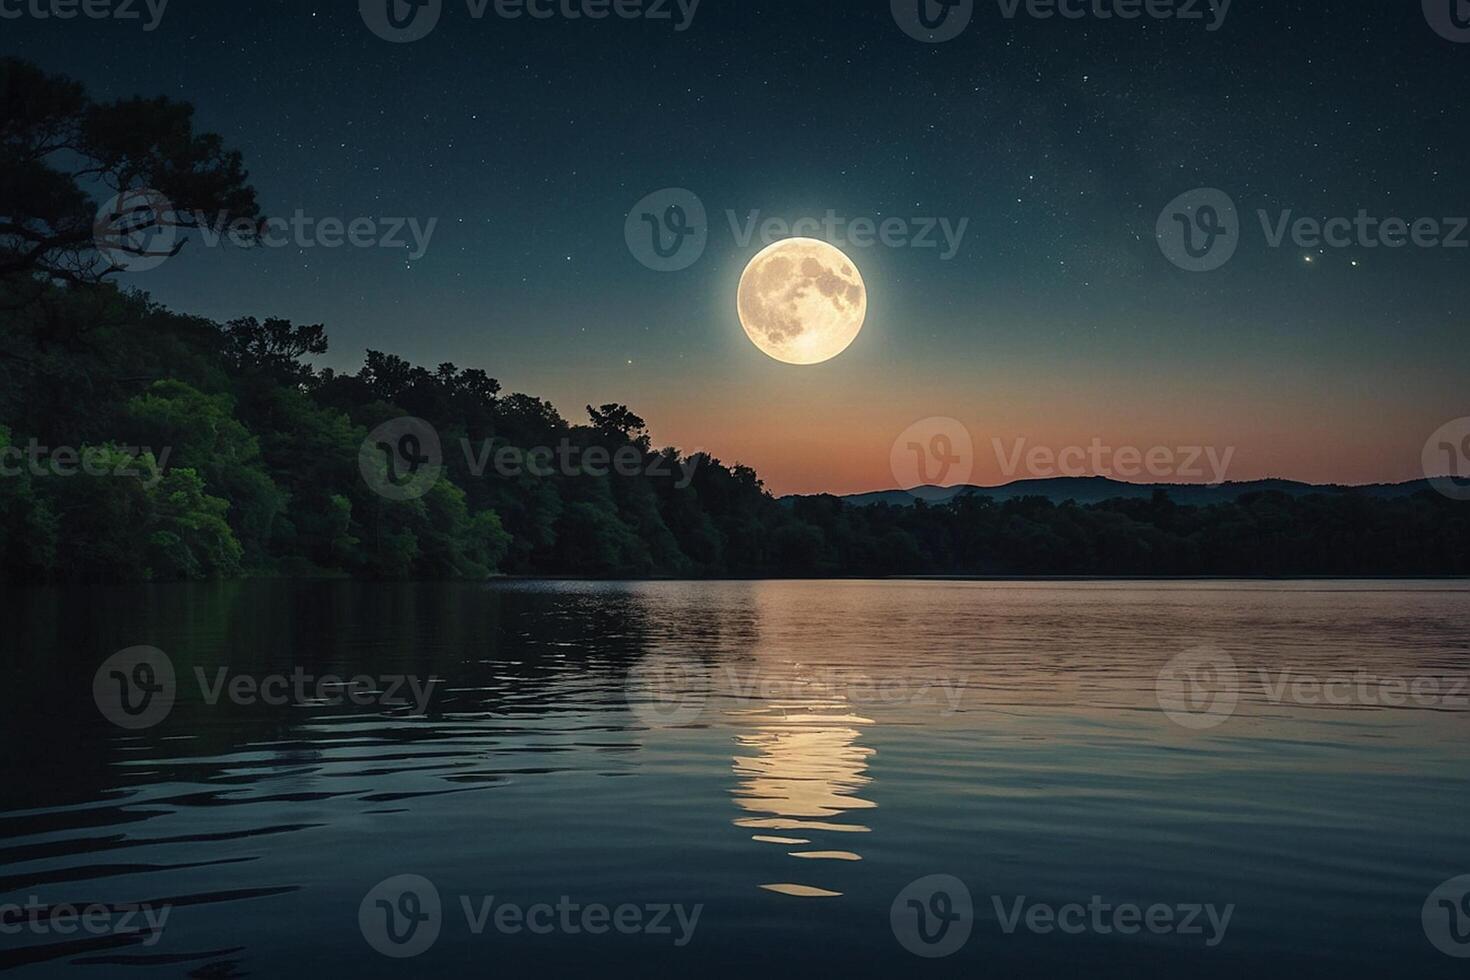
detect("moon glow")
[737,238,867,365]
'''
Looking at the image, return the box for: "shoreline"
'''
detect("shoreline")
[8,575,1469,590]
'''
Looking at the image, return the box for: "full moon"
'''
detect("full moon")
[737,238,867,365]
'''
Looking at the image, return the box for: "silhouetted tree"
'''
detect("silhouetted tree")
[1,57,260,286]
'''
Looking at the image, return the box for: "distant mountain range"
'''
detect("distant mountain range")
[787,477,1437,509]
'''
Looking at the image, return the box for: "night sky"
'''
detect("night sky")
[5,1,1467,493]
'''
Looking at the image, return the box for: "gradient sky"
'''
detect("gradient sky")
[6,1,1468,494]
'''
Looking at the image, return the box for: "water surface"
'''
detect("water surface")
[3,580,1469,976]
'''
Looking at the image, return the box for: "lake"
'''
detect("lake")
[3,580,1470,977]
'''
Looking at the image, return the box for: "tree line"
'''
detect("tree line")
[3,56,1468,581]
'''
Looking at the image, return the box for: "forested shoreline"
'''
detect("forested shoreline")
[3,284,1468,582]
[4,56,1469,583]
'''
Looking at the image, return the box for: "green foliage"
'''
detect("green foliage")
[0,424,59,575]
[3,443,241,581]
[4,275,1469,583]
[146,464,244,578]
[4,54,1467,583]
[125,379,285,563]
